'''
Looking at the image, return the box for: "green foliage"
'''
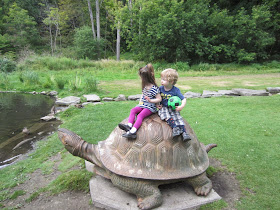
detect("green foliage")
[55,77,66,89]
[0,72,11,90]
[0,57,16,73]
[85,76,99,92]
[19,71,40,86]
[47,170,92,194]
[73,26,106,60]
[121,0,277,63]
[10,190,26,200]
[2,3,39,52]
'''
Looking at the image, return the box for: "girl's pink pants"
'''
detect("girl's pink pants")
[128,107,153,129]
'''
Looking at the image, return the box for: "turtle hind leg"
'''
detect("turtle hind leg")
[186,172,212,196]
[110,174,162,210]
[137,185,162,210]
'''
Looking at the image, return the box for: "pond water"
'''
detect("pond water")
[0,92,61,168]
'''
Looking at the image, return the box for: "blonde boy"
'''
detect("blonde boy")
[157,69,191,141]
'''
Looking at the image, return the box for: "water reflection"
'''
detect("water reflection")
[0,92,61,168]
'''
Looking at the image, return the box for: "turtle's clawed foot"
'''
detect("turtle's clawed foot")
[137,195,162,210]
[194,181,212,196]
[187,172,213,196]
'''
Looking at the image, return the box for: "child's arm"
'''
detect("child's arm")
[175,98,186,112]
[144,93,162,104]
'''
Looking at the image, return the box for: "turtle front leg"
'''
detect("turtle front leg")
[186,172,212,196]
[110,173,163,210]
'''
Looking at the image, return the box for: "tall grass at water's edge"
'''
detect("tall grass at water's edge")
[0,96,279,209]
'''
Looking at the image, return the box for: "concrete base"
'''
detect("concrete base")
[89,175,221,210]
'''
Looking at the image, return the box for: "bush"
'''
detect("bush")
[0,57,17,73]
[85,76,99,92]
[19,71,40,85]
[73,26,106,60]
[55,77,67,89]
[0,72,11,90]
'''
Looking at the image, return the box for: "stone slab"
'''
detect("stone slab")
[89,175,221,210]
[55,96,80,106]
[83,94,101,102]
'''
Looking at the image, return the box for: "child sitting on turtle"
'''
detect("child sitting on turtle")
[155,68,191,141]
[118,64,162,139]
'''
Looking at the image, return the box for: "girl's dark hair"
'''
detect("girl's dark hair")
[139,63,157,90]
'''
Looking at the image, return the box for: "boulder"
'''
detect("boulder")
[48,91,58,96]
[41,115,56,121]
[114,94,127,101]
[55,96,81,106]
[128,94,142,100]
[202,90,223,98]
[232,89,269,96]
[102,97,114,102]
[218,90,240,96]
[266,87,280,94]
[184,91,201,98]
[83,94,101,102]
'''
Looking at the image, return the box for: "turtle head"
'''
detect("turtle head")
[58,128,85,156]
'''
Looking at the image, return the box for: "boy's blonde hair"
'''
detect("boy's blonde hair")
[161,68,179,85]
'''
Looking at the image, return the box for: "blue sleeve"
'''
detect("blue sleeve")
[175,87,185,100]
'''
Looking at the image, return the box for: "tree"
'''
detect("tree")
[87,0,96,39]
[43,7,62,54]
[3,3,39,52]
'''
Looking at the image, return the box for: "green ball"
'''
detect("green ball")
[168,96,182,110]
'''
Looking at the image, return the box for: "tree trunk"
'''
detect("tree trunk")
[96,0,100,40]
[96,0,101,59]
[87,0,96,39]
[116,21,120,61]
[49,25,53,55]
[129,0,133,27]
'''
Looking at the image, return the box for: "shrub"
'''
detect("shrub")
[0,57,17,73]
[20,71,40,86]
[0,72,11,90]
[85,76,99,92]
[73,26,106,60]
[55,77,67,89]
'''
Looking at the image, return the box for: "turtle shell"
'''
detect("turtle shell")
[97,114,209,180]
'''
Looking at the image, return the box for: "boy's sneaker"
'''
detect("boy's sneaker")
[122,132,137,139]
[118,123,131,132]
[172,127,182,137]
[182,132,191,141]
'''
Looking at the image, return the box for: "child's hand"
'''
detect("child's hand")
[144,96,151,102]
[156,104,162,109]
[175,105,183,112]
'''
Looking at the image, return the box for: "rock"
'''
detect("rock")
[41,115,56,121]
[102,97,114,101]
[48,91,58,96]
[40,91,47,95]
[232,89,269,96]
[184,91,201,98]
[218,90,240,96]
[82,102,92,106]
[128,94,142,100]
[114,94,127,101]
[83,94,101,102]
[55,96,81,106]
[202,90,223,98]
[266,87,280,94]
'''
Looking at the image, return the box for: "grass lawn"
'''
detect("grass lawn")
[1,95,279,209]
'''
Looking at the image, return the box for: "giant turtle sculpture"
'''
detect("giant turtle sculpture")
[58,114,216,209]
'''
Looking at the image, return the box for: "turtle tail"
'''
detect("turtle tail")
[58,128,100,165]
[205,144,217,153]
